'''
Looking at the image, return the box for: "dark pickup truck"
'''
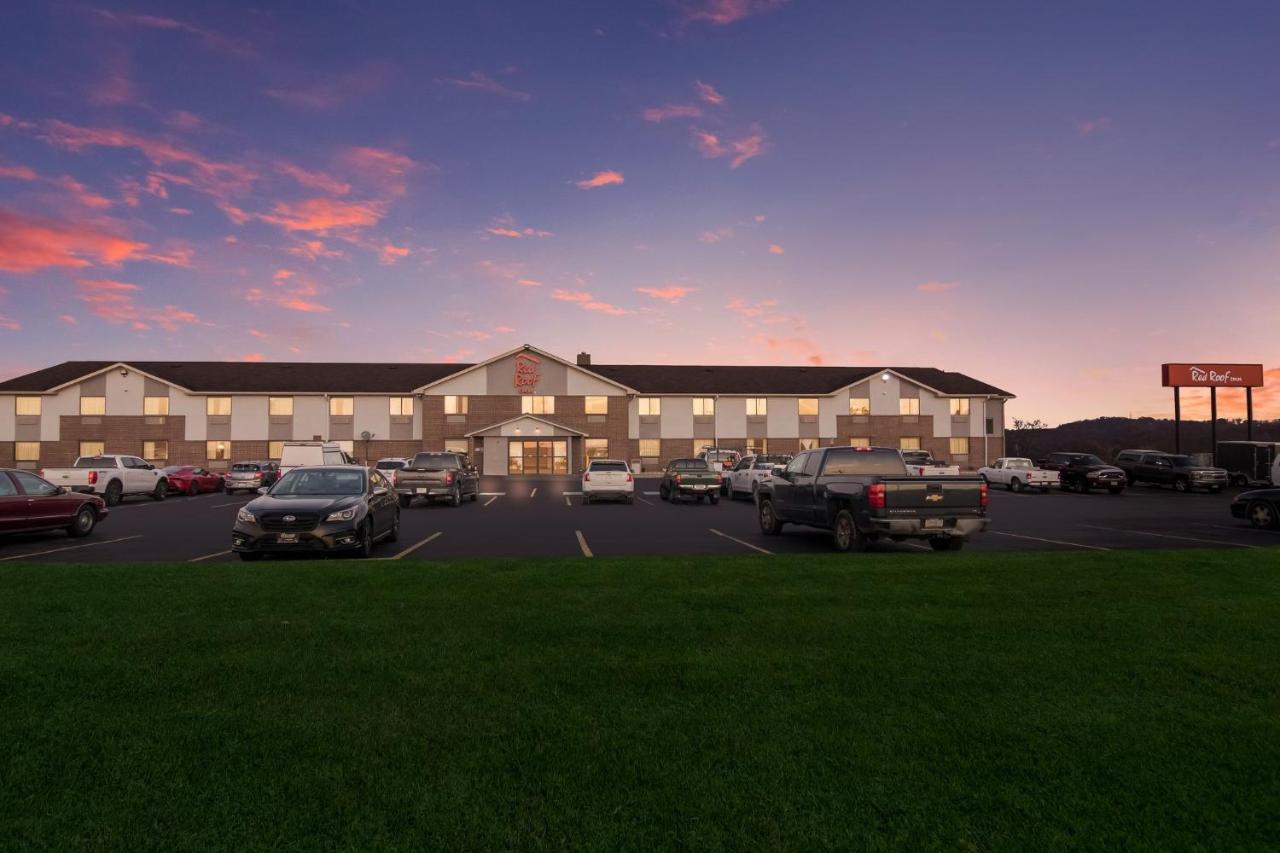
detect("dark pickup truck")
[755,446,988,552]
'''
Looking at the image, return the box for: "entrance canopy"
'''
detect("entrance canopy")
[465,415,586,439]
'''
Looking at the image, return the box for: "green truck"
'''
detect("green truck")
[658,458,724,504]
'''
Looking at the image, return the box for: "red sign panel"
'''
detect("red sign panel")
[1161,363,1264,388]
[514,353,542,394]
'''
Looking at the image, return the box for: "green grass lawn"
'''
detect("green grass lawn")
[2,550,1278,851]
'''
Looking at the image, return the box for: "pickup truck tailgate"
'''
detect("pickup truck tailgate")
[587,471,630,487]
[882,477,985,514]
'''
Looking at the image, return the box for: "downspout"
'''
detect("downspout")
[983,397,989,468]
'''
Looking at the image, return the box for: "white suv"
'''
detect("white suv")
[582,459,635,505]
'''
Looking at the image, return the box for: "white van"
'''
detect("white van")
[278,441,354,476]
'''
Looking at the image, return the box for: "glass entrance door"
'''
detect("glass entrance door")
[507,440,568,474]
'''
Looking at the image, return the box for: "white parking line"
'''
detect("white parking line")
[564,496,571,507]
[529,487,537,498]
[562,491,583,496]
[643,491,660,496]
[0,535,143,562]
[1193,522,1280,536]
[388,531,442,560]
[901,541,932,551]
[188,550,231,563]
[1079,525,1257,549]
[709,528,773,555]
[637,496,654,506]
[483,495,498,507]
[575,529,593,557]
[211,500,247,508]
[478,492,506,496]
[987,531,1110,551]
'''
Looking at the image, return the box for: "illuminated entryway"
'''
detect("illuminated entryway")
[467,415,587,476]
[508,439,568,475]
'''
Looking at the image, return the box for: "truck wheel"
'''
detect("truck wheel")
[1077,480,1090,494]
[930,537,965,552]
[398,495,411,509]
[709,492,719,505]
[387,511,400,543]
[1173,477,1189,493]
[1010,478,1022,492]
[67,506,97,538]
[450,485,461,507]
[103,480,123,507]
[1232,474,1248,487]
[151,481,167,501]
[831,510,864,552]
[1248,500,1278,530]
[660,485,670,501]
[758,499,783,536]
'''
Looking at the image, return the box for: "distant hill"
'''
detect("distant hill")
[1005,417,1280,462]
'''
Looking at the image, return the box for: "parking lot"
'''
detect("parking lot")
[0,475,1274,564]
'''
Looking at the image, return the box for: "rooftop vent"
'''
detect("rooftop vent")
[576,352,591,366]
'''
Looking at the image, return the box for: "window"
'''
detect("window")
[79,441,105,457]
[390,396,414,417]
[950,437,970,456]
[950,398,970,416]
[746,438,767,455]
[143,440,168,461]
[15,397,41,416]
[985,418,995,435]
[143,396,169,416]
[80,396,106,416]
[0,475,14,496]
[900,437,921,450]
[745,397,767,416]
[584,396,608,416]
[269,397,294,416]
[329,397,353,417]
[268,441,285,460]
[206,397,232,417]
[799,437,819,451]
[444,439,468,455]
[444,395,468,415]
[899,398,920,416]
[585,438,609,459]
[785,455,807,475]
[848,397,870,416]
[693,397,715,417]
[207,440,231,461]
[14,441,40,461]
[13,471,57,496]
[639,439,660,457]
[797,398,819,417]
[849,437,870,448]
[521,395,554,415]
[802,453,822,476]
[638,397,661,417]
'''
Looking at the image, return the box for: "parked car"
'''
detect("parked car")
[1216,441,1280,487]
[727,454,792,500]
[756,446,988,552]
[373,457,409,488]
[901,450,961,477]
[162,465,225,496]
[1038,452,1126,494]
[224,460,280,494]
[1115,450,1228,493]
[582,458,635,504]
[278,441,353,476]
[659,458,723,503]
[395,452,479,507]
[39,454,168,506]
[231,466,398,561]
[0,468,108,538]
[978,457,1059,493]
[697,448,743,495]
[1230,486,1280,529]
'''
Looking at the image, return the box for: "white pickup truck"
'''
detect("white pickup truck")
[901,450,961,477]
[978,457,1059,493]
[40,454,169,506]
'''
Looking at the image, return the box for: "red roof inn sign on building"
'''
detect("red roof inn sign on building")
[514,353,542,394]
[1160,363,1266,456]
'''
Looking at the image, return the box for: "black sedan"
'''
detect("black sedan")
[1230,488,1280,530]
[231,466,399,561]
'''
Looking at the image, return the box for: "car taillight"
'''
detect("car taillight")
[980,481,989,507]
[868,483,885,509]
[88,471,98,485]
[445,471,454,484]
[675,474,682,484]
[37,469,43,478]
[583,472,591,481]
[626,473,633,482]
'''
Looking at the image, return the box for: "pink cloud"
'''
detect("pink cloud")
[699,227,734,243]
[916,280,960,293]
[753,214,766,222]
[551,289,593,303]
[694,81,725,105]
[1076,116,1112,135]
[276,162,351,196]
[768,243,784,255]
[287,239,345,260]
[75,278,199,331]
[89,8,249,56]
[0,207,149,272]
[0,314,19,331]
[643,104,703,123]
[552,288,631,315]
[167,207,192,216]
[0,164,38,181]
[691,124,767,168]
[165,111,205,132]
[336,146,419,198]
[636,285,696,304]
[258,198,383,233]
[238,353,265,362]
[486,214,554,238]
[262,63,391,111]
[517,278,543,287]
[87,52,138,107]
[680,0,790,25]
[575,170,624,189]
[54,176,113,209]
[378,243,410,264]
[726,296,778,319]
[58,314,79,325]
[438,71,532,102]
[751,333,824,365]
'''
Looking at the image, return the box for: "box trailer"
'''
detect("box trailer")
[1216,441,1279,486]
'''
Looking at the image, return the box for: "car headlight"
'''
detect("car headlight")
[236,508,255,524]
[326,507,357,522]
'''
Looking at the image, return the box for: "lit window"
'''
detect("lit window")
[950,437,970,456]
[584,396,608,415]
[390,397,414,417]
[798,398,819,417]
[746,398,767,416]
[79,441,105,458]
[329,397,353,417]
[849,397,870,416]
[444,439,468,455]
[521,395,554,415]
[269,397,294,416]
[950,398,970,416]
[639,439,660,457]
[746,438,767,454]
[268,441,284,460]
[638,397,661,417]
[444,395,468,415]
[15,397,41,416]
[207,440,231,461]
[585,438,609,459]
[143,440,168,460]
[143,396,169,416]
[850,437,870,448]
[899,398,920,416]
[799,438,819,451]
[14,441,40,461]
[900,437,921,450]
[693,397,715,417]
[80,396,106,416]
[206,397,232,417]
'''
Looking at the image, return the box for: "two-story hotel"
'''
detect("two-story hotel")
[0,345,1013,474]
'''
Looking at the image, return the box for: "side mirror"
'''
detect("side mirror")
[373,486,388,496]
[57,485,70,494]
[144,464,155,470]
[256,486,269,495]
[771,465,787,479]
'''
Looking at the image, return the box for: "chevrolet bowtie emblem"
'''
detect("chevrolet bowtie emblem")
[925,494,943,502]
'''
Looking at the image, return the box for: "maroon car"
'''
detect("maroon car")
[0,469,108,538]
[162,465,225,496]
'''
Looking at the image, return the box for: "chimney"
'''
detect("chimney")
[576,352,591,366]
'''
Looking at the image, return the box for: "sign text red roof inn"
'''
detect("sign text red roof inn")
[1161,363,1264,388]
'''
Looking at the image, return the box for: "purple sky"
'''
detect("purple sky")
[1,0,1277,423]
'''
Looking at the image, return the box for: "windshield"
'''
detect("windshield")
[375,460,405,469]
[74,457,111,468]
[1166,455,1192,466]
[822,448,908,477]
[410,453,459,468]
[271,469,365,496]
[232,463,261,472]
[589,461,629,472]
[673,459,709,471]
[1006,459,1031,469]
[1071,455,1106,466]
[162,466,190,474]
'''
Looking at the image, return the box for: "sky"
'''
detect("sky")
[1,0,1278,425]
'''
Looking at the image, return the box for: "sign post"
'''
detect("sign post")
[1160,363,1265,464]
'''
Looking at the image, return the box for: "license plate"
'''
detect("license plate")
[924,518,943,529]
[416,488,427,494]
[693,485,706,490]
[277,533,298,544]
